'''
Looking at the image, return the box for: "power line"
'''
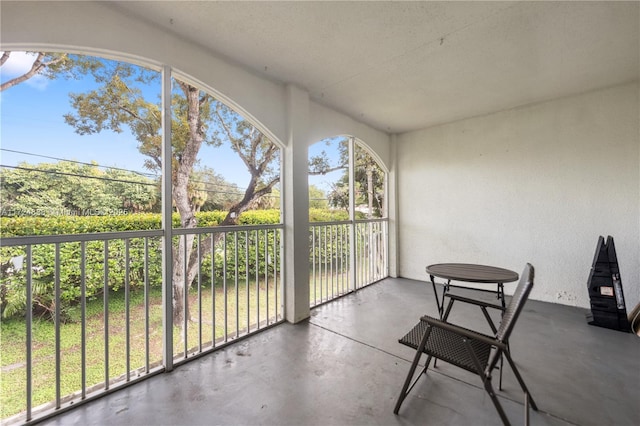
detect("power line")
[0,164,158,187]
[0,148,158,179]
[0,147,254,191]
[0,164,279,198]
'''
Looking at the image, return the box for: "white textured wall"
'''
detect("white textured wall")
[397,83,640,308]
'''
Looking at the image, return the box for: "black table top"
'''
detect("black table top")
[425,263,518,284]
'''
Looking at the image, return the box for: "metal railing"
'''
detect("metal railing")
[171,225,283,364]
[354,219,388,289]
[0,215,385,422]
[0,224,283,424]
[309,218,388,307]
[309,222,350,307]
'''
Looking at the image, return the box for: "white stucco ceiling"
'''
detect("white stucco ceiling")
[110,1,639,134]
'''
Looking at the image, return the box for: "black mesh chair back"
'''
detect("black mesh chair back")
[486,263,534,373]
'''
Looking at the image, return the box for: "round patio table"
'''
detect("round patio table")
[425,263,519,318]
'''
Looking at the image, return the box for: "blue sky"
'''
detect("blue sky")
[308,139,344,193]
[1,52,153,174]
[0,51,342,194]
[0,52,254,189]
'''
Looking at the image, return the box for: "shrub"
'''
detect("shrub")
[309,208,349,222]
[0,210,281,319]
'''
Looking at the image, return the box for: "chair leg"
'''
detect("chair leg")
[483,375,511,426]
[499,351,504,390]
[394,325,432,414]
[478,306,503,389]
[442,297,455,321]
[425,354,434,371]
[503,351,538,411]
[464,339,511,426]
[394,349,424,414]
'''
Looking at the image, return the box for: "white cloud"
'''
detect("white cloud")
[1,51,38,75]
[1,51,50,90]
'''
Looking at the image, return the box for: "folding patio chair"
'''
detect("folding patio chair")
[440,282,510,389]
[394,263,538,426]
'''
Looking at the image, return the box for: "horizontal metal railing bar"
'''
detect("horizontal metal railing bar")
[309,220,351,226]
[0,229,164,246]
[172,223,283,235]
[354,217,389,224]
[310,218,388,228]
[0,223,285,246]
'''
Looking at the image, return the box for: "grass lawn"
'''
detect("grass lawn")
[0,279,281,419]
[309,271,352,306]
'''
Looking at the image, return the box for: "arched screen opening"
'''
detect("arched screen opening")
[308,135,387,221]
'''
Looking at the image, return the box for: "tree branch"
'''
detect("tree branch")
[0,52,69,92]
[0,52,46,92]
[0,51,10,67]
[214,104,256,172]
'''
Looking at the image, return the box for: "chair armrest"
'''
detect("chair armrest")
[445,293,505,311]
[420,315,507,351]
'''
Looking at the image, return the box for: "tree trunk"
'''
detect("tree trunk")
[172,232,196,326]
[171,84,203,327]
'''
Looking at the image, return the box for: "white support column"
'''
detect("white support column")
[161,66,174,370]
[388,134,399,278]
[283,84,310,323]
[348,137,357,290]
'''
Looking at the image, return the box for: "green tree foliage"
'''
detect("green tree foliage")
[309,184,328,209]
[352,144,385,217]
[308,208,349,222]
[308,137,348,175]
[0,161,158,216]
[327,181,350,213]
[61,60,164,171]
[312,137,386,218]
[192,166,242,211]
[248,188,280,210]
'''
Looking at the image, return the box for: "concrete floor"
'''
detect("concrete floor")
[42,277,639,426]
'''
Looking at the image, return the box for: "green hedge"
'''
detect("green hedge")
[309,208,350,222]
[0,211,247,237]
[0,208,355,237]
[0,209,351,320]
[0,210,280,320]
